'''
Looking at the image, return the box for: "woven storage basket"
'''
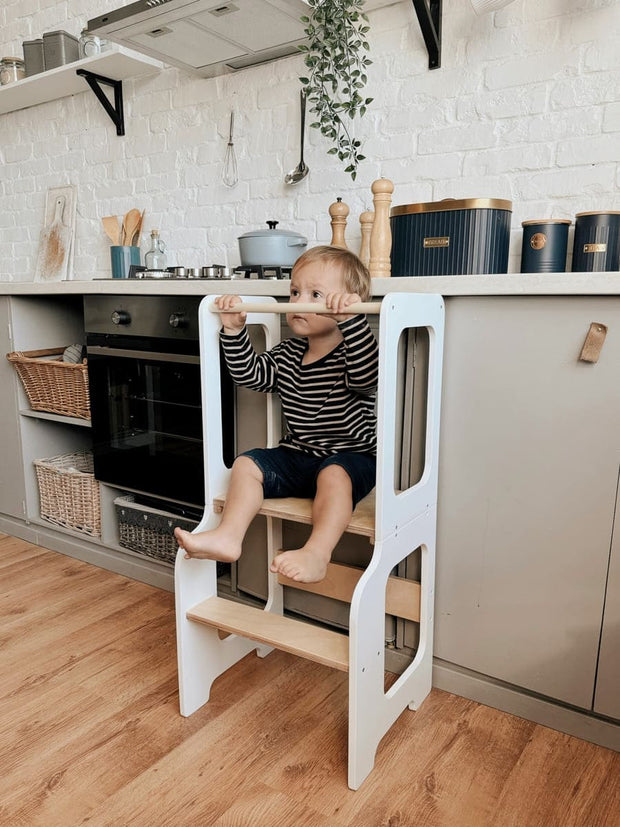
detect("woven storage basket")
[114,495,200,565]
[34,451,101,537]
[6,348,90,419]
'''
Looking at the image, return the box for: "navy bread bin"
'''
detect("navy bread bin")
[390,198,512,277]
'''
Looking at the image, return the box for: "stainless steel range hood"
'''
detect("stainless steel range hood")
[87,0,310,78]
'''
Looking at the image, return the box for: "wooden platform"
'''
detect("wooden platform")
[278,562,421,623]
[187,596,350,671]
[213,491,376,541]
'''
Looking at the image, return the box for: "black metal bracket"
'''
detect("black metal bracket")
[412,0,442,70]
[76,69,125,136]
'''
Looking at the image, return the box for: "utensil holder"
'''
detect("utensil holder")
[111,246,141,279]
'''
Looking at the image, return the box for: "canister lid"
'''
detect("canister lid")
[521,219,571,226]
[42,31,79,41]
[391,198,512,217]
[575,210,620,217]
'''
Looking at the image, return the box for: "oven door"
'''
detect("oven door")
[87,338,205,507]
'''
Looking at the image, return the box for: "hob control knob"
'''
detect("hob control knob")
[111,310,131,326]
[169,312,188,329]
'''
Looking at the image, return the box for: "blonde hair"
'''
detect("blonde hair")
[292,245,372,301]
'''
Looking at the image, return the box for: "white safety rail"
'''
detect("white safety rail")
[175,292,445,790]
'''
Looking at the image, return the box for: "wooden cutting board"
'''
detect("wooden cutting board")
[34,195,72,282]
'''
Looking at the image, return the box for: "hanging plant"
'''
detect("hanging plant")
[298,0,373,180]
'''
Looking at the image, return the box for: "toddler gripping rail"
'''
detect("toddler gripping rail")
[175,292,445,790]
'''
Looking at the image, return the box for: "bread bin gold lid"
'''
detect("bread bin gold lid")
[391,198,512,217]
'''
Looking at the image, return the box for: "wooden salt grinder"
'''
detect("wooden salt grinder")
[369,178,394,278]
[359,210,374,268]
[329,197,349,249]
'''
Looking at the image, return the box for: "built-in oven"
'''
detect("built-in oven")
[84,295,233,507]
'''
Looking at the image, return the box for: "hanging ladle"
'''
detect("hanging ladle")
[285,90,309,185]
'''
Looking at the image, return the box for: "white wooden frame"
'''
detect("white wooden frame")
[175,292,445,790]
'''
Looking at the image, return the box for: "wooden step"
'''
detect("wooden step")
[213,491,375,541]
[277,562,421,623]
[187,596,349,672]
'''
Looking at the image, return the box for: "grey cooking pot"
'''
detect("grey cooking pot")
[238,220,308,267]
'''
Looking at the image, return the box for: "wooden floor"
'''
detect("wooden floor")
[1,534,618,827]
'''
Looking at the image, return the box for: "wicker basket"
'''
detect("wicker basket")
[114,495,200,565]
[6,348,90,420]
[34,451,101,537]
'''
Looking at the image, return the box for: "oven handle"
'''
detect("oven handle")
[87,346,200,365]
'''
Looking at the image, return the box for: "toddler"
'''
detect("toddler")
[174,245,378,583]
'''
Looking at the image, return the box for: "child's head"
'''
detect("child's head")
[291,245,372,301]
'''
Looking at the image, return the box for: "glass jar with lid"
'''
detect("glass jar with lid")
[78,30,107,59]
[0,57,26,85]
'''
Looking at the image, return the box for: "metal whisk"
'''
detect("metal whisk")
[222,111,238,187]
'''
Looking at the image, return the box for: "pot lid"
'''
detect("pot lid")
[239,221,307,240]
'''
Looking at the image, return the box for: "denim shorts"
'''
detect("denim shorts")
[241,446,376,508]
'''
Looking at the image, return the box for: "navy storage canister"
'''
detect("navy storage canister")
[521,219,570,273]
[571,211,620,272]
[390,198,512,277]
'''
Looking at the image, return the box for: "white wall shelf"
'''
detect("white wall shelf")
[19,409,92,428]
[0,45,162,119]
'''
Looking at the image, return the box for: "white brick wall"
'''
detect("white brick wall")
[1,0,619,280]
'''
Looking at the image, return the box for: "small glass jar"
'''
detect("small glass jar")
[0,57,26,85]
[78,30,107,59]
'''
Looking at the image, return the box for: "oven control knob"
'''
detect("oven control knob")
[111,310,131,326]
[169,312,188,329]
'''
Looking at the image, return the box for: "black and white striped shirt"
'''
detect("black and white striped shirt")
[220,314,378,456]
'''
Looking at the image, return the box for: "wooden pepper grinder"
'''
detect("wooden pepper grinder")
[369,178,394,278]
[329,197,349,249]
[359,210,374,268]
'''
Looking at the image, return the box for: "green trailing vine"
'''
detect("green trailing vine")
[299,0,373,180]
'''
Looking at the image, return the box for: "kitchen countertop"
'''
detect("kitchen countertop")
[0,273,619,296]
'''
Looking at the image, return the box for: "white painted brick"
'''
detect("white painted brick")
[419,122,497,154]
[603,101,620,132]
[485,49,580,91]
[497,109,603,144]
[556,133,620,167]
[433,174,513,202]
[464,143,554,177]
[550,72,620,109]
[565,5,620,45]
[584,38,620,72]
[513,164,615,200]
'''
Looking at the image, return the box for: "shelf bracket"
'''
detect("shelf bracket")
[411,0,442,70]
[76,69,125,136]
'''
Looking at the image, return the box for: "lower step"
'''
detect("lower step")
[187,596,349,672]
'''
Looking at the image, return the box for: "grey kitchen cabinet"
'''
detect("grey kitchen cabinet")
[434,296,620,713]
[0,298,27,520]
[593,469,620,719]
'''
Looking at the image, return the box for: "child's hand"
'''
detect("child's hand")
[215,295,246,334]
[324,292,362,321]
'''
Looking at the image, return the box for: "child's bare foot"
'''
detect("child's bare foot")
[270,548,330,583]
[174,527,242,562]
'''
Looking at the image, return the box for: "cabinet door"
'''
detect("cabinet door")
[0,298,27,519]
[594,467,620,720]
[435,296,620,709]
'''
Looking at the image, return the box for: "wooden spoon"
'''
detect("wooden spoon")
[122,209,142,247]
[102,215,120,245]
[132,209,145,247]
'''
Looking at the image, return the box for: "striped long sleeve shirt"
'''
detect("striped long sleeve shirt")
[220,314,379,456]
